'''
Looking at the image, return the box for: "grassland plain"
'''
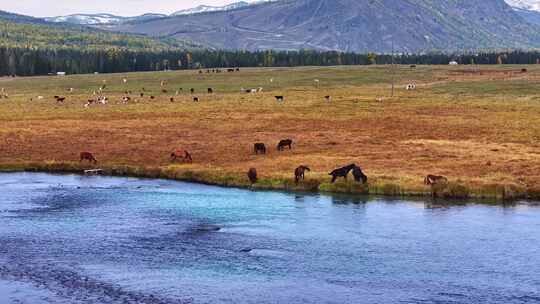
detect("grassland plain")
[1,65,540,200]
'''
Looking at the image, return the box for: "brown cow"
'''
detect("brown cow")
[80,152,97,164]
[170,149,193,163]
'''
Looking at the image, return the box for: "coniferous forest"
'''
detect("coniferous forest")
[1,17,540,76]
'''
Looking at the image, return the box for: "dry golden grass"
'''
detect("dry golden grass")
[1,65,540,199]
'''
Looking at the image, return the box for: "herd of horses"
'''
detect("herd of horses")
[79,138,447,189]
[67,74,446,190]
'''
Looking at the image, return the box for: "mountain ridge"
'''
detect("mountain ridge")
[106,0,540,53]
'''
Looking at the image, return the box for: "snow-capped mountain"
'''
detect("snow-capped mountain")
[44,13,166,25]
[171,1,252,16]
[505,0,540,12]
[44,1,270,26]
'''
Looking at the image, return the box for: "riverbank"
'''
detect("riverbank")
[1,66,539,201]
[0,161,533,201]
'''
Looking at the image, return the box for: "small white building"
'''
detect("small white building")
[449,61,458,65]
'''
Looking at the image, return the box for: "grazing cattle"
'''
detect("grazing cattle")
[247,168,258,184]
[324,95,332,102]
[329,164,357,183]
[140,93,144,97]
[122,78,127,84]
[405,83,416,91]
[80,152,97,164]
[236,68,240,72]
[294,166,311,184]
[227,68,235,72]
[277,139,293,151]
[352,166,368,184]
[121,96,130,103]
[424,175,448,186]
[170,97,175,102]
[170,149,193,163]
[190,88,195,94]
[208,88,214,94]
[150,96,155,99]
[410,65,417,68]
[242,88,257,93]
[55,96,66,103]
[162,89,168,93]
[521,68,528,73]
[97,96,108,104]
[254,143,266,154]
[193,97,199,102]
[275,96,284,102]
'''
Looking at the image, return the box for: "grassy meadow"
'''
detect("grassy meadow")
[1,65,540,200]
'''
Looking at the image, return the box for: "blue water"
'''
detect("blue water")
[1,172,539,304]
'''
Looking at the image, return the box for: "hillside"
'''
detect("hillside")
[107,0,540,52]
[0,11,198,50]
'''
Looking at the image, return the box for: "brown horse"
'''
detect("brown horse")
[80,152,97,164]
[254,143,266,154]
[170,149,193,163]
[248,168,258,184]
[424,175,448,185]
[277,139,293,151]
[294,166,310,184]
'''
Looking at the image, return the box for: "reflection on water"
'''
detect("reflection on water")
[1,172,540,304]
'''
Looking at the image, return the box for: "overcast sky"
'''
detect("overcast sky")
[2,0,241,17]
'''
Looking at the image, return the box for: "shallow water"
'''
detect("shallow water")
[1,172,539,304]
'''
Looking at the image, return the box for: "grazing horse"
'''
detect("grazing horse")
[193,97,199,102]
[277,139,293,151]
[80,152,97,164]
[329,164,357,183]
[170,149,193,163]
[254,143,266,154]
[248,168,258,184]
[294,166,311,184]
[275,96,284,102]
[352,166,368,184]
[424,175,448,185]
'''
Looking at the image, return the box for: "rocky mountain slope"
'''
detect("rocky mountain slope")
[107,0,540,53]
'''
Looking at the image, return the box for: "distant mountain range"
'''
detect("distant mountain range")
[43,1,272,25]
[5,0,540,53]
[104,0,540,53]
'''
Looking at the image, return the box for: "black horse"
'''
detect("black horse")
[248,168,258,184]
[294,166,310,184]
[277,139,293,151]
[329,164,357,183]
[254,143,266,154]
[352,166,368,184]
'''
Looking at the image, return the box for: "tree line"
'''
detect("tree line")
[1,46,540,76]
